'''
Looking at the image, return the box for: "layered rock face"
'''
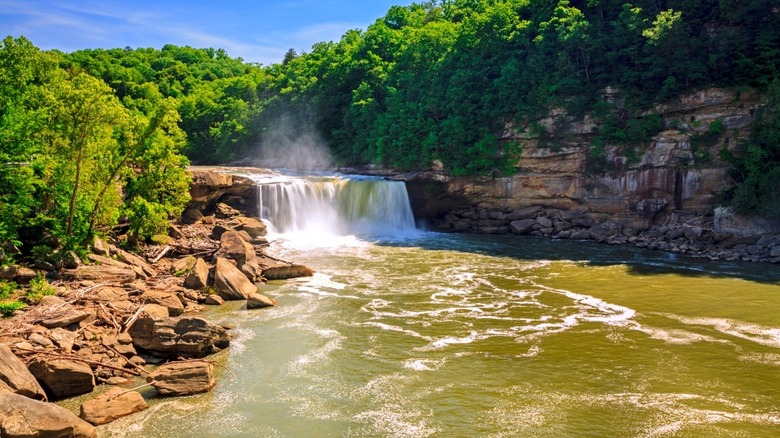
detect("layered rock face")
[406,88,760,226]
[401,88,780,262]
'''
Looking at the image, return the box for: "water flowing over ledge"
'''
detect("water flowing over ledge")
[247,172,416,238]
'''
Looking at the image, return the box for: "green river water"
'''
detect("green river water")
[99,176,780,437]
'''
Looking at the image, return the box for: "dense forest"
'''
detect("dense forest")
[2,0,780,260]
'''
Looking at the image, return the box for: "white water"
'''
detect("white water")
[250,173,416,241]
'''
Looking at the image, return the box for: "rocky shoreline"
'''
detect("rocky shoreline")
[432,204,780,264]
[0,170,312,437]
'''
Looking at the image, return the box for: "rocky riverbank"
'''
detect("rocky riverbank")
[0,170,312,437]
[431,204,780,264]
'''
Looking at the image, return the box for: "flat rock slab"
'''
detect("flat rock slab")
[80,387,148,425]
[258,256,314,280]
[147,360,216,396]
[64,265,137,283]
[0,391,97,438]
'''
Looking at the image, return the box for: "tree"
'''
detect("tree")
[729,78,780,215]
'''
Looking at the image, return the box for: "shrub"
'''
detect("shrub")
[0,300,26,317]
[25,273,57,304]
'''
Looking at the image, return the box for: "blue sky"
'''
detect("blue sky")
[0,0,413,66]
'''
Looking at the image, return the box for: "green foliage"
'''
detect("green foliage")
[125,197,171,243]
[589,104,664,171]
[690,119,726,163]
[0,36,191,260]
[728,79,780,215]
[0,281,18,299]
[0,300,26,317]
[26,273,56,304]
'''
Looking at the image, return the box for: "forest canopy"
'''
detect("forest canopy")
[2,0,780,258]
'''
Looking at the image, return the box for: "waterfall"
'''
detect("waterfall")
[252,174,416,236]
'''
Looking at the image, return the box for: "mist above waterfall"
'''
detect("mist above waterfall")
[255,116,333,171]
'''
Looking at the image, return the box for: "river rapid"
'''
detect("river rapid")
[103,173,780,437]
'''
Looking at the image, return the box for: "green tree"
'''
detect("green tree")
[729,78,780,215]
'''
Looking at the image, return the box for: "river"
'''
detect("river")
[103,173,780,437]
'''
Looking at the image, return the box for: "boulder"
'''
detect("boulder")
[62,251,82,269]
[210,223,236,240]
[247,292,276,309]
[237,229,254,243]
[589,222,622,243]
[215,203,241,218]
[0,265,37,283]
[79,387,148,426]
[0,344,47,401]
[28,358,95,400]
[172,256,197,275]
[684,226,704,242]
[101,334,136,358]
[231,217,268,238]
[0,265,19,280]
[184,258,210,290]
[128,315,230,358]
[141,304,170,320]
[213,257,257,300]
[116,249,157,279]
[214,231,256,268]
[140,290,184,317]
[259,257,315,281]
[146,361,216,396]
[92,237,111,256]
[88,286,134,312]
[509,219,537,235]
[49,328,78,353]
[181,207,204,225]
[536,216,553,228]
[0,391,97,438]
[241,259,264,282]
[204,294,225,306]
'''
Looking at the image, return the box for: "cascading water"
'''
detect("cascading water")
[251,174,416,237]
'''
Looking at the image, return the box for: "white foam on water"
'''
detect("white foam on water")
[633,325,724,345]
[358,321,426,339]
[739,352,780,366]
[421,332,480,351]
[226,326,255,356]
[661,314,780,349]
[403,358,446,371]
[288,326,344,376]
[353,407,439,438]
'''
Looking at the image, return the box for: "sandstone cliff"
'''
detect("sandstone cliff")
[406,88,762,228]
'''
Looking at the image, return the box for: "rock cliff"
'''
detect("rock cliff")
[400,88,780,263]
[407,88,760,226]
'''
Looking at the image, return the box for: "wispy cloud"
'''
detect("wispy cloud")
[0,0,393,65]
